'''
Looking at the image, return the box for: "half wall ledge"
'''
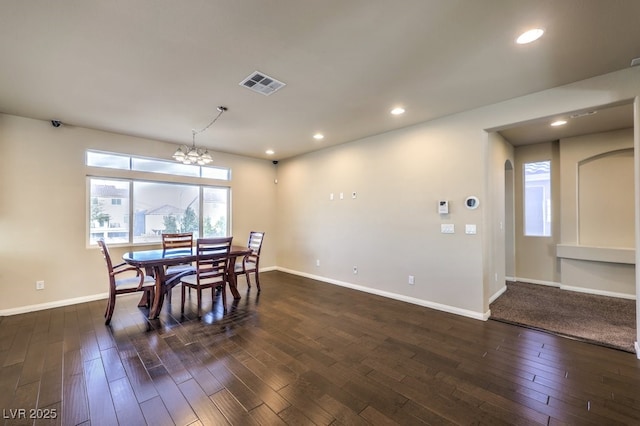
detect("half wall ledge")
[556,244,635,264]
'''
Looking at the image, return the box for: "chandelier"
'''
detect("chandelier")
[173,106,228,165]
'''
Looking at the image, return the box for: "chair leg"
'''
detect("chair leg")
[245,270,252,289]
[181,284,186,314]
[254,270,261,291]
[196,287,202,318]
[219,282,227,312]
[104,293,116,325]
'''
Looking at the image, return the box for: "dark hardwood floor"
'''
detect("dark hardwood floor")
[1,271,639,425]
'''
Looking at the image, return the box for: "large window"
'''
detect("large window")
[89,179,229,246]
[87,150,231,245]
[523,160,551,236]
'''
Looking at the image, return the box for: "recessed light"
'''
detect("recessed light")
[265,149,275,155]
[516,28,544,44]
[550,120,567,127]
[313,133,324,140]
[390,107,405,115]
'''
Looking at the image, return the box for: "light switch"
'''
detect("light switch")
[465,224,477,234]
[441,224,455,234]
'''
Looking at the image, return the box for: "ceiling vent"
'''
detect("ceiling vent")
[239,71,286,96]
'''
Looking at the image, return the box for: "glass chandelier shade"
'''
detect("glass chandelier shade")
[173,106,227,165]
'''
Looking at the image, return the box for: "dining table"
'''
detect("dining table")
[122,244,251,319]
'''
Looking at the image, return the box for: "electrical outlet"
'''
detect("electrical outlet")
[36,280,45,290]
[353,266,358,274]
[316,259,320,267]
[408,275,415,285]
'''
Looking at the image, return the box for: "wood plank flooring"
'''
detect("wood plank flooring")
[1,271,639,425]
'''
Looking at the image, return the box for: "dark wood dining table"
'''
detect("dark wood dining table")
[122,245,251,319]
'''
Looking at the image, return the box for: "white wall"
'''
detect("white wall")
[0,114,277,313]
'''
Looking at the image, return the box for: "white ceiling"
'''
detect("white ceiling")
[1,1,639,160]
[497,102,634,146]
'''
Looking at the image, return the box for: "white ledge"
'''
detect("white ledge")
[556,244,635,265]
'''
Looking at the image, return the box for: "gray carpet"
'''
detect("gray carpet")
[490,282,637,353]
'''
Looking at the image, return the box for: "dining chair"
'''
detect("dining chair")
[97,239,156,325]
[234,231,265,291]
[162,232,195,301]
[180,237,233,318]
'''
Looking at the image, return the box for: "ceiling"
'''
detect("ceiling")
[1,1,639,160]
[498,102,634,146]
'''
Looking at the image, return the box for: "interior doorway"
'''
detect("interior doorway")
[491,100,638,354]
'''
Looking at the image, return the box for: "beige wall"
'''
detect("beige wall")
[0,114,277,313]
[558,128,635,296]
[2,67,640,328]
[487,132,514,305]
[276,119,488,316]
[505,162,515,279]
[512,128,635,296]
[513,141,561,285]
[277,67,640,321]
[560,128,634,246]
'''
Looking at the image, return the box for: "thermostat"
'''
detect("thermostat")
[465,196,479,210]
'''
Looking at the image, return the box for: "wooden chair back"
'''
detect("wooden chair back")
[245,231,265,266]
[97,238,116,281]
[162,232,194,252]
[180,237,233,317]
[235,231,265,290]
[194,237,233,284]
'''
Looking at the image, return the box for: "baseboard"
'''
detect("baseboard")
[276,267,487,321]
[635,342,640,359]
[559,285,636,300]
[514,277,636,300]
[0,266,282,317]
[0,293,108,316]
[489,286,507,304]
[514,277,561,287]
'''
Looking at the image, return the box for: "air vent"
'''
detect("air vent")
[239,71,286,96]
[569,110,597,119]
